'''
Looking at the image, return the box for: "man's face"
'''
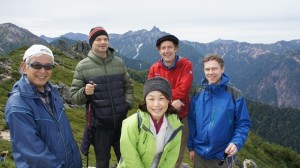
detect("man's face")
[204,60,224,84]
[92,35,109,55]
[157,41,178,66]
[22,55,53,90]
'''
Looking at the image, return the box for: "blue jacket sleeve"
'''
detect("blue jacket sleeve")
[230,97,251,151]
[187,94,198,151]
[6,103,63,168]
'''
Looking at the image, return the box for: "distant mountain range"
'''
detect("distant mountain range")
[40,32,88,43]
[0,22,299,110]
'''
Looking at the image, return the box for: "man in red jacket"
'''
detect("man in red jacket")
[148,34,193,168]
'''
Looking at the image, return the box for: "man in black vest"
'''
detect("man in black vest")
[71,26,134,168]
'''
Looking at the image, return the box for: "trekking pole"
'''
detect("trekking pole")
[86,81,95,168]
[86,102,91,168]
[86,96,91,168]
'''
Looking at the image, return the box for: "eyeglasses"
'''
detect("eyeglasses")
[28,62,54,70]
[218,153,228,166]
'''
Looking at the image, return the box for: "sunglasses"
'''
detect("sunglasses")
[28,62,54,70]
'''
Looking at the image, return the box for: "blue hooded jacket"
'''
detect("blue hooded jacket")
[5,75,82,168]
[188,73,251,160]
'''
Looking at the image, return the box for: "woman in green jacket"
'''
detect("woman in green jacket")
[118,77,183,168]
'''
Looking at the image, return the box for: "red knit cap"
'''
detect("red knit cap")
[88,27,109,46]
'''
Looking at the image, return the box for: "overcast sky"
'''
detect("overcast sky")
[1,0,299,44]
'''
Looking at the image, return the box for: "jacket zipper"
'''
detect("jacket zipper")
[103,59,116,129]
[157,125,183,166]
[40,96,69,167]
[205,88,214,158]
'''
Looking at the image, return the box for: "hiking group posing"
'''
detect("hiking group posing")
[4,26,251,168]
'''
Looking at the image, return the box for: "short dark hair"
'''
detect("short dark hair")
[202,54,225,68]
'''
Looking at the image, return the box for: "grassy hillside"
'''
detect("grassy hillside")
[0,47,300,167]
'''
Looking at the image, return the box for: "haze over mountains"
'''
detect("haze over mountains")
[0,22,300,110]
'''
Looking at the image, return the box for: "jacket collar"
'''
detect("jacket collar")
[160,54,179,70]
[201,73,229,91]
[9,74,56,98]
[138,109,182,129]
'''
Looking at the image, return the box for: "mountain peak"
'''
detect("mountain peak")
[1,22,16,27]
[0,22,26,32]
[150,26,160,32]
[0,22,47,55]
[211,39,238,44]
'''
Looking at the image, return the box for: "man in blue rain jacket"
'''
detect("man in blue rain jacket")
[188,54,251,168]
[5,44,82,168]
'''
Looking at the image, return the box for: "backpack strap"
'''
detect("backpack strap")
[225,85,243,107]
[192,87,204,97]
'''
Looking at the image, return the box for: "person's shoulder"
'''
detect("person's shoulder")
[7,92,22,103]
[191,87,205,97]
[167,114,181,125]
[79,51,93,63]
[112,55,124,62]
[177,57,193,68]
[150,61,161,68]
[49,83,63,97]
[122,113,139,130]
[48,81,58,89]
[179,56,192,63]
[6,92,29,115]
[109,51,125,64]
[80,56,93,63]
[165,115,182,132]
[76,56,92,68]
[225,85,243,100]
[124,112,140,123]
[126,112,138,119]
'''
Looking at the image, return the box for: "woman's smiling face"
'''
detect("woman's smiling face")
[145,90,170,120]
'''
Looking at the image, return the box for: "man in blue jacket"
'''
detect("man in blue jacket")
[188,54,251,168]
[5,44,82,168]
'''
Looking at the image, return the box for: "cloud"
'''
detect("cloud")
[1,0,299,43]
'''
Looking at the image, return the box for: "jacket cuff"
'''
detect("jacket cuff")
[188,148,194,152]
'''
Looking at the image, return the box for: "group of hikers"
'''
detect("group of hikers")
[4,26,251,168]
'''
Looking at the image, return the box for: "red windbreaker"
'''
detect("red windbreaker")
[148,57,193,119]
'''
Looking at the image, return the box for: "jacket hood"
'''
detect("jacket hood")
[88,46,115,64]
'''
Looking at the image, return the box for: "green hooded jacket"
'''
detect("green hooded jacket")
[70,47,134,129]
[118,110,183,168]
